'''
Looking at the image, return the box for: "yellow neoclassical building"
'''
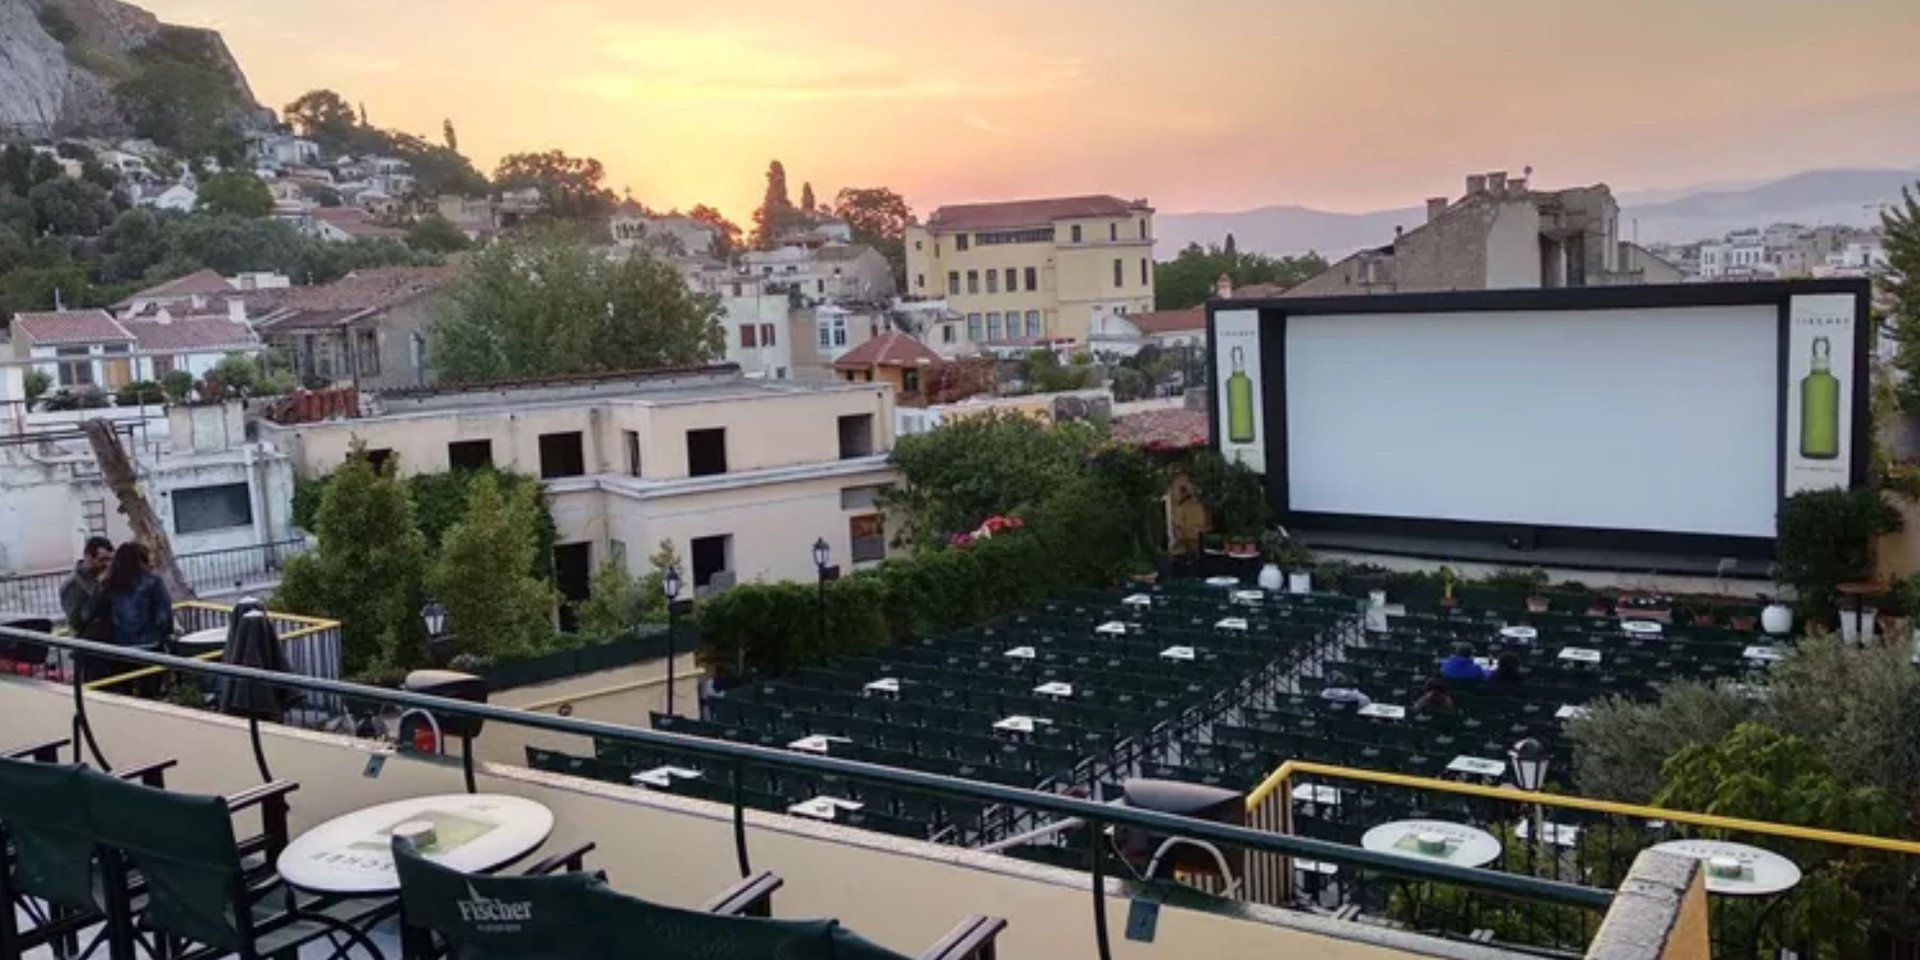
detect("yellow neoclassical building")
[903,195,1156,350]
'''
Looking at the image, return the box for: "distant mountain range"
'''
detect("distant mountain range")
[1157,168,1920,259]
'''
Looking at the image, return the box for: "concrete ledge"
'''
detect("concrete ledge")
[1586,850,1709,960]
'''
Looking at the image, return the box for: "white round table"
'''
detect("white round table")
[277,793,554,895]
[175,627,228,654]
[1621,620,1664,637]
[1361,819,1502,868]
[1650,839,1801,896]
[1204,576,1240,588]
[1498,626,1538,643]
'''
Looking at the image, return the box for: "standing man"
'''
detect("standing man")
[60,536,114,633]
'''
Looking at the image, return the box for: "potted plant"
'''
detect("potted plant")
[1438,566,1458,611]
[1729,612,1758,632]
[1262,529,1315,594]
[1617,592,1673,622]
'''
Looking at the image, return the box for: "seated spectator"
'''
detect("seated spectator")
[1492,653,1523,685]
[1412,678,1456,713]
[1439,642,1488,682]
[1319,672,1372,709]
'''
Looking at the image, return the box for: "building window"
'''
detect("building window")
[447,439,493,471]
[976,228,1053,245]
[915,273,925,289]
[1139,218,1148,239]
[538,431,585,479]
[690,534,732,589]
[816,279,825,293]
[1109,223,1117,242]
[687,428,728,477]
[1025,310,1042,337]
[54,347,93,388]
[1024,267,1037,291]
[817,316,848,349]
[760,323,776,346]
[947,271,959,295]
[624,430,642,477]
[914,240,922,250]
[354,328,380,377]
[1070,225,1082,243]
[955,234,971,251]
[363,448,395,473]
[1141,258,1150,286]
[850,514,886,563]
[966,270,979,294]
[172,482,253,535]
[740,325,758,348]
[840,483,892,510]
[838,414,875,458]
[942,324,955,344]
[986,270,999,294]
[152,354,175,376]
[987,313,1001,340]
[1003,268,1017,292]
[902,367,921,394]
[967,313,982,342]
[1113,259,1124,287]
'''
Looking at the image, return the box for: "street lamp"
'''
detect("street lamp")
[1510,737,1550,868]
[663,566,682,718]
[420,601,447,640]
[813,537,831,654]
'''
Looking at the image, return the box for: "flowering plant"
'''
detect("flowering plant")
[949,514,1025,548]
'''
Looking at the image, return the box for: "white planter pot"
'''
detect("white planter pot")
[1760,603,1793,636]
[1839,606,1878,646]
[1287,571,1312,595]
[1257,563,1284,592]
[1368,589,1387,609]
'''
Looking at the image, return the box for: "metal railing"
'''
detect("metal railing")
[1243,759,1920,958]
[0,539,312,619]
[0,626,1615,960]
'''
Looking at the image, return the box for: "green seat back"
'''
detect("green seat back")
[0,758,100,912]
[394,840,606,960]
[83,772,245,951]
[591,884,908,960]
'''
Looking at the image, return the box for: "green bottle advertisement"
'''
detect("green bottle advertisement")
[1226,346,1256,444]
[1800,335,1840,460]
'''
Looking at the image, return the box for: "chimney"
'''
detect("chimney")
[227,298,247,324]
[1426,197,1449,222]
[1214,273,1233,300]
[1487,171,1508,195]
[1466,174,1487,195]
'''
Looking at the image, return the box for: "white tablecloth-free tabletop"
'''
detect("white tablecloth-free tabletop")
[1498,626,1538,643]
[1446,755,1507,778]
[1651,839,1803,896]
[277,794,553,896]
[1361,819,1502,869]
[1358,703,1407,720]
[787,797,864,821]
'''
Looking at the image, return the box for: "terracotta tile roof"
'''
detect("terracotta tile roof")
[257,267,458,331]
[311,207,406,239]
[1129,307,1205,335]
[1112,408,1210,451]
[832,331,945,370]
[926,195,1149,232]
[113,269,235,309]
[1228,282,1293,299]
[10,310,134,346]
[121,317,260,353]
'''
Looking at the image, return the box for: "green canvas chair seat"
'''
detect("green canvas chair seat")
[0,759,102,916]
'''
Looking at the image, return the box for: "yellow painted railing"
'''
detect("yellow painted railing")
[1246,759,1920,857]
[83,600,342,692]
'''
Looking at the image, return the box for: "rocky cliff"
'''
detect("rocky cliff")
[0,0,264,140]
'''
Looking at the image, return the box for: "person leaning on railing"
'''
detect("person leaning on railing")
[76,542,175,693]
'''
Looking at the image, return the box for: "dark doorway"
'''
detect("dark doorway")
[690,534,731,589]
[539,432,586,479]
[447,439,493,471]
[687,428,728,477]
[837,414,874,459]
[553,542,592,633]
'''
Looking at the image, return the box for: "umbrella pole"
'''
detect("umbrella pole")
[247,715,273,782]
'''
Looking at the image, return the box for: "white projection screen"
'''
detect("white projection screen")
[1283,305,1779,537]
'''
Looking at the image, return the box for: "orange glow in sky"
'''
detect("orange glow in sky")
[143,0,1920,223]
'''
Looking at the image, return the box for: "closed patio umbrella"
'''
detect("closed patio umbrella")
[216,609,297,721]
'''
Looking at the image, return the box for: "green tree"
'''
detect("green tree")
[28,177,115,236]
[1153,241,1328,309]
[1775,487,1902,618]
[406,213,471,253]
[686,204,741,257]
[97,209,174,283]
[493,150,614,219]
[210,352,262,394]
[273,448,430,675]
[578,539,681,640]
[1568,680,1755,802]
[197,172,273,218]
[831,186,914,288]
[429,226,723,382]
[799,181,816,213]
[282,89,360,154]
[1020,349,1094,393]
[383,130,489,198]
[427,474,556,658]
[883,412,1104,547]
[23,370,51,406]
[115,29,248,159]
[1883,185,1920,409]
[750,160,801,249]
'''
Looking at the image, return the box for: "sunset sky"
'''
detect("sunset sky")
[143,0,1920,223]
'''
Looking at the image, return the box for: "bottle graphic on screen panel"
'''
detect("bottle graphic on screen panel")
[1226,346,1256,444]
[1800,335,1840,460]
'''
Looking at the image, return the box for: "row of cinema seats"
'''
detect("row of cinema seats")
[4,737,1006,960]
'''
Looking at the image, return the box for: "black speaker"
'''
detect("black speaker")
[402,669,489,739]
[1112,778,1245,882]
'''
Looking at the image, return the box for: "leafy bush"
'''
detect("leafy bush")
[160,368,196,401]
[1776,487,1902,617]
[115,380,165,406]
[1568,680,1754,803]
[40,386,109,411]
[294,467,558,581]
[1185,449,1270,538]
[23,369,51,405]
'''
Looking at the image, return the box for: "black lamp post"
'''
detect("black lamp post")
[1510,737,1550,868]
[663,565,682,718]
[813,537,831,653]
[420,600,450,664]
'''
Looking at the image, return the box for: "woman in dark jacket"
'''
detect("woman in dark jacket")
[82,542,174,690]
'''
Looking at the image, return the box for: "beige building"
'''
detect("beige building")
[258,365,899,611]
[1283,172,1677,298]
[904,195,1156,348]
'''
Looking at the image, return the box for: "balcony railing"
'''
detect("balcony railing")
[0,538,312,620]
[0,627,1619,960]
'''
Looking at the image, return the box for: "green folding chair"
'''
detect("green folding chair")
[0,760,105,960]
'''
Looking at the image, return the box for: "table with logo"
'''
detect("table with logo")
[278,793,556,896]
